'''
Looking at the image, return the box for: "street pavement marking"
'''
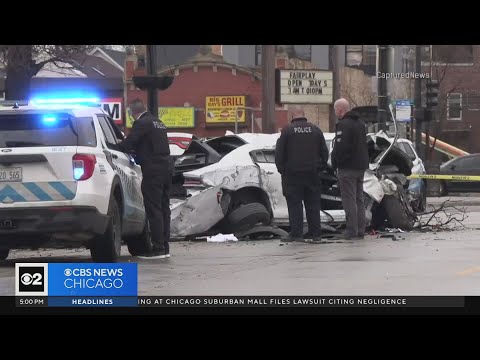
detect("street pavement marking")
[456,267,480,276]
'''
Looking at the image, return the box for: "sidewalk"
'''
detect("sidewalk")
[427,196,480,207]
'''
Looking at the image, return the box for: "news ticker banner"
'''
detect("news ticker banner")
[15,296,465,308]
[14,263,465,308]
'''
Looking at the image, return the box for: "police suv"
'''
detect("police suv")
[0,97,151,262]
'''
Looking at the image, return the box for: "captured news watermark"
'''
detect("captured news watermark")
[377,72,430,79]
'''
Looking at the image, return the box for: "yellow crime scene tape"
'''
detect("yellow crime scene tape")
[408,174,480,181]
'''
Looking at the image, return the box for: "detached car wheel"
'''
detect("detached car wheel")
[383,193,414,231]
[226,203,271,233]
[127,219,153,256]
[0,248,9,261]
[90,199,122,263]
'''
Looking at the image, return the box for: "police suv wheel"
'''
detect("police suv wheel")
[0,248,9,261]
[127,219,153,256]
[90,199,122,263]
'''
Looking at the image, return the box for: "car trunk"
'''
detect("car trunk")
[169,133,222,198]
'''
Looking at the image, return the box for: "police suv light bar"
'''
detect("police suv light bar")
[30,97,101,107]
[0,100,29,107]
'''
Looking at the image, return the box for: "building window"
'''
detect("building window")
[447,93,462,120]
[425,45,474,64]
[137,55,145,68]
[346,45,363,66]
[0,91,4,100]
[345,45,376,76]
[255,45,262,66]
[402,46,415,73]
[293,45,312,61]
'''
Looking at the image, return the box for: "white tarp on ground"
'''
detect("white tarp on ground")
[207,233,238,242]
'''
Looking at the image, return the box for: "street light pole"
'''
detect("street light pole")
[414,45,423,158]
[234,106,259,134]
[235,111,238,134]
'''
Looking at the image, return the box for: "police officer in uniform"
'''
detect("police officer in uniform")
[118,99,173,259]
[275,108,329,243]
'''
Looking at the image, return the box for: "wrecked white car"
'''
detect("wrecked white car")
[169,105,421,238]
[169,134,348,238]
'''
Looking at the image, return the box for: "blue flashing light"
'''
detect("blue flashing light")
[34,97,100,104]
[74,168,85,180]
[30,94,101,107]
[42,115,57,124]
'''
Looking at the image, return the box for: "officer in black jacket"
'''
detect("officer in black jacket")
[118,99,173,259]
[331,98,369,240]
[275,108,329,243]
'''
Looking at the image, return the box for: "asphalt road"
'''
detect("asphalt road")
[1,199,480,296]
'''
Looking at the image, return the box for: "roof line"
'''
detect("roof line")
[89,46,124,72]
[158,61,262,79]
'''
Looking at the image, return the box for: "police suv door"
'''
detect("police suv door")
[96,115,144,235]
[251,149,289,224]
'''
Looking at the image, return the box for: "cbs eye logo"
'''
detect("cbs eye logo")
[21,271,43,287]
[15,264,48,296]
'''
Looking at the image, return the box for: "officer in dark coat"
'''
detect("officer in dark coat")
[331,98,369,240]
[118,99,173,259]
[275,108,329,243]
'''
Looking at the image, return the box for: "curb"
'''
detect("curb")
[426,197,480,207]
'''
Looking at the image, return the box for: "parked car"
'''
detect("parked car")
[439,153,480,195]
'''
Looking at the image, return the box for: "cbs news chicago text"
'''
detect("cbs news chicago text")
[14,263,464,308]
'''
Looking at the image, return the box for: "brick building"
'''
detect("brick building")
[124,46,290,137]
[421,45,480,154]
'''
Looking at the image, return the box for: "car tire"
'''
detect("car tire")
[127,219,152,256]
[226,203,271,233]
[90,198,122,263]
[383,193,414,230]
[0,248,9,261]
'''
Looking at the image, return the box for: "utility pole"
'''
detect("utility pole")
[328,45,341,132]
[377,45,390,131]
[262,45,276,133]
[146,45,159,117]
[414,45,423,158]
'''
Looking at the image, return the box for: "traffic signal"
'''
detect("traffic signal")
[426,79,439,108]
[132,76,174,91]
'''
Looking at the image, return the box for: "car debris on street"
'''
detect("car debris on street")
[168,105,426,240]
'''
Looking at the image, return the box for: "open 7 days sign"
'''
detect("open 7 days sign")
[275,69,333,104]
[101,98,123,125]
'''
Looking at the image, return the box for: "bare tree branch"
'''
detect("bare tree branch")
[415,199,468,231]
[340,77,376,107]
[1,45,96,99]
